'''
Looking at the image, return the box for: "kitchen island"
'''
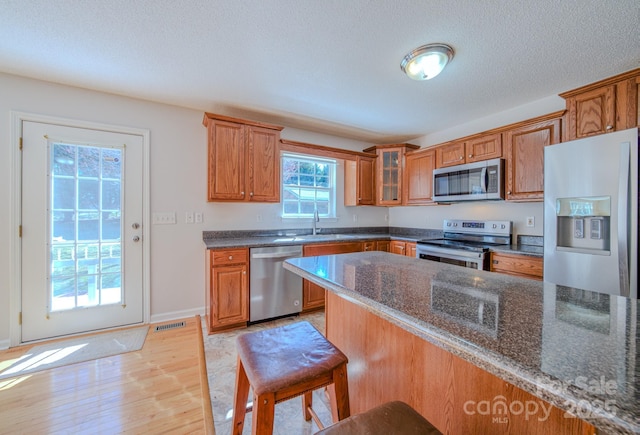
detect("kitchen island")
[284,252,638,434]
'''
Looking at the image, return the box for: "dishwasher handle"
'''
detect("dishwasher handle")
[251,251,302,259]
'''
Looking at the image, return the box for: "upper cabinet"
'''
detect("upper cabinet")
[503,113,563,201]
[364,144,419,206]
[343,153,376,206]
[560,68,640,141]
[203,113,283,202]
[403,148,436,205]
[435,133,502,168]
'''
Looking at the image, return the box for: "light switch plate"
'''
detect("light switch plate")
[152,212,176,225]
[526,216,535,227]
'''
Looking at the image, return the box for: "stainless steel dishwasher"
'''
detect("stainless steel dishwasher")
[249,245,303,322]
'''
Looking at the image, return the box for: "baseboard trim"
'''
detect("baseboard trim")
[0,339,10,350]
[150,307,205,324]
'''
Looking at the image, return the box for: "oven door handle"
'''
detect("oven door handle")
[417,245,484,260]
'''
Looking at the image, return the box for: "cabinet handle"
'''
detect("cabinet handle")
[459,156,463,160]
[468,154,473,158]
[507,191,511,195]
[493,260,499,264]
[606,125,613,130]
[250,192,254,196]
[241,191,245,195]
[228,255,233,260]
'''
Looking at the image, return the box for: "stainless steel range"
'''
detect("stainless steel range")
[416,219,512,270]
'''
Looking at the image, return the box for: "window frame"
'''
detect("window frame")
[281,152,337,219]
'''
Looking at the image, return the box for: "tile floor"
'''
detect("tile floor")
[202,311,331,435]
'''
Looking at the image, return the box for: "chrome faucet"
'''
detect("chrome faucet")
[312,209,320,235]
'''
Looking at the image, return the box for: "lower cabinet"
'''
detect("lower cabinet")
[490,252,543,280]
[390,240,417,257]
[302,241,364,311]
[207,248,248,333]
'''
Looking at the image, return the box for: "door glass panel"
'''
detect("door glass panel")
[50,143,123,312]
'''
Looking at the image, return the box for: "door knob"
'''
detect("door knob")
[133,236,140,242]
[132,223,140,229]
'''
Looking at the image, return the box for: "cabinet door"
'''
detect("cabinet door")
[303,280,326,311]
[210,264,248,328]
[491,252,543,280]
[504,118,561,201]
[567,85,616,140]
[466,133,502,162]
[404,149,435,205]
[377,148,403,205]
[376,240,391,252]
[435,141,465,168]
[362,241,376,252]
[358,155,376,205]
[405,242,417,258]
[207,120,245,201]
[247,126,280,202]
[390,240,406,255]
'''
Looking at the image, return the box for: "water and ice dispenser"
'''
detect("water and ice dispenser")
[555,196,611,254]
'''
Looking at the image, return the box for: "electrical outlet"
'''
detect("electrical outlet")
[195,213,203,223]
[526,216,535,227]
[152,212,176,225]
[185,212,194,224]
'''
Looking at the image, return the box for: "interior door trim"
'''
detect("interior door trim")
[9,111,151,347]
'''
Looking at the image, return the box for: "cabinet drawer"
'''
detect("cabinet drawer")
[211,248,248,266]
[491,252,543,279]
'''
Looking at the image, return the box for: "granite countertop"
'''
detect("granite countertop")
[283,252,638,434]
[202,228,543,257]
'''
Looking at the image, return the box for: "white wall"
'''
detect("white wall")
[0,72,387,345]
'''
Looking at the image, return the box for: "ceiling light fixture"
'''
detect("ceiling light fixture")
[400,43,454,80]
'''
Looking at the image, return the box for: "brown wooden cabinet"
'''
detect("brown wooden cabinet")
[376,240,391,252]
[344,154,376,206]
[490,252,543,280]
[503,114,562,201]
[302,241,363,311]
[390,240,416,257]
[560,68,639,141]
[403,148,436,205]
[207,248,249,333]
[435,133,502,168]
[203,113,283,202]
[363,144,419,206]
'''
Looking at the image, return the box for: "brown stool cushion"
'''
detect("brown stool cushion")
[316,401,441,434]
[236,321,348,396]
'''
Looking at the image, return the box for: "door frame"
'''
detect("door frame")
[9,111,151,347]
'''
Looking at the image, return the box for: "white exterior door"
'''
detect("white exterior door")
[21,121,144,342]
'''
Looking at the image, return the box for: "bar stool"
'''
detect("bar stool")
[231,321,350,435]
[315,401,441,434]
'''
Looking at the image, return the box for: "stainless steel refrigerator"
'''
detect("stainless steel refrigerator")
[544,127,638,299]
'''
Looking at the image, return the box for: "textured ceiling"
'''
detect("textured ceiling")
[0,0,639,142]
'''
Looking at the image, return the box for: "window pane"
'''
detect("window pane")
[102,149,122,179]
[102,180,121,209]
[53,144,76,176]
[52,211,75,241]
[78,146,100,177]
[281,154,335,218]
[102,212,121,240]
[78,179,99,209]
[53,178,75,209]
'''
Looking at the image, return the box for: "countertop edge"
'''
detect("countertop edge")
[283,259,637,434]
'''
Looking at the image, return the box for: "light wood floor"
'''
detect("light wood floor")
[0,316,214,434]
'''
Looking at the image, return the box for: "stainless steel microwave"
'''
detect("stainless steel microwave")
[432,158,504,202]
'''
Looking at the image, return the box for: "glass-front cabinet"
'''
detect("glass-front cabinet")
[364,143,419,206]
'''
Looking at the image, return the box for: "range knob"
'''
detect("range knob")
[492,224,497,229]
[501,224,506,229]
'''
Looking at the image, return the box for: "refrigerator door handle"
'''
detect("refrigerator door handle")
[617,142,630,297]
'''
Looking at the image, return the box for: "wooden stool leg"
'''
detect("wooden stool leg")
[232,356,251,435]
[252,392,276,435]
[302,391,313,421]
[327,363,350,423]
